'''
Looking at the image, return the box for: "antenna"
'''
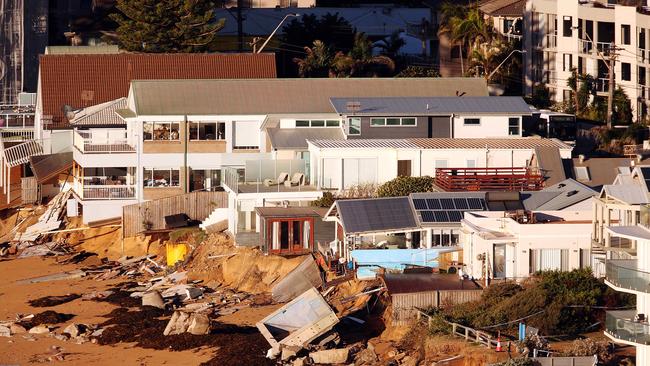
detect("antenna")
[63,104,78,121]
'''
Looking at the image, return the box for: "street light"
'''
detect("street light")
[487,49,526,81]
[256,13,300,53]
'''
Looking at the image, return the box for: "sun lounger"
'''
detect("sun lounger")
[264,172,289,187]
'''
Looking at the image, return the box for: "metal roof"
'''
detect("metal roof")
[308,139,419,149]
[603,184,650,205]
[409,138,572,150]
[336,197,419,235]
[329,96,532,115]
[606,225,650,241]
[522,179,596,211]
[383,273,481,294]
[69,98,127,126]
[128,78,489,116]
[479,0,525,17]
[254,207,322,218]
[535,146,566,185]
[29,152,73,183]
[268,128,345,150]
[309,138,571,150]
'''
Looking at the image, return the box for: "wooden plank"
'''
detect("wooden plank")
[122,191,228,237]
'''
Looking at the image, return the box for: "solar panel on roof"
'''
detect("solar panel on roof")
[420,210,436,222]
[434,211,449,222]
[453,198,469,210]
[426,198,441,210]
[467,198,484,209]
[440,198,455,210]
[448,211,464,222]
[413,199,427,210]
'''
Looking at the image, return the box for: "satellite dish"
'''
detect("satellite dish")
[63,104,78,120]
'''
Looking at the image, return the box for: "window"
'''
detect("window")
[143,122,180,141]
[143,168,180,187]
[348,117,361,135]
[622,62,631,81]
[530,249,569,272]
[622,24,631,45]
[562,16,572,37]
[189,121,225,141]
[574,166,590,181]
[295,119,340,128]
[463,118,480,125]
[563,89,572,102]
[640,66,647,86]
[562,53,572,72]
[508,117,520,136]
[640,28,646,49]
[370,117,417,126]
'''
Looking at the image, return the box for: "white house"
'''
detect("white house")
[461,209,593,282]
[308,137,573,191]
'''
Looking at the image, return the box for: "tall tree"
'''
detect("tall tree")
[331,33,395,77]
[110,0,225,52]
[294,41,334,78]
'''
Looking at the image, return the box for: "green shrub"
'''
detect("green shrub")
[377,176,435,197]
[312,191,335,208]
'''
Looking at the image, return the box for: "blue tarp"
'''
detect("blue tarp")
[351,248,456,279]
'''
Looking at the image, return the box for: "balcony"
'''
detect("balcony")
[605,310,650,345]
[578,39,593,54]
[605,260,650,293]
[223,159,318,194]
[74,173,136,200]
[434,167,544,192]
[73,130,135,154]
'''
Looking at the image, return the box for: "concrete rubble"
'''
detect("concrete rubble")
[309,348,349,364]
[163,311,211,335]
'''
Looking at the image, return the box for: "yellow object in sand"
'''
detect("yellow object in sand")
[166,242,188,266]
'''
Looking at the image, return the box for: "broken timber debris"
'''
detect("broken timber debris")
[271,255,323,303]
[257,287,339,354]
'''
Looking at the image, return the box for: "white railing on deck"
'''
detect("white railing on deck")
[73,130,135,153]
[82,186,136,200]
[1,128,34,142]
[3,139,43,167]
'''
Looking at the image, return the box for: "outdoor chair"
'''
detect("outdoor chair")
[284,173,305,187]
[264,172,289,187]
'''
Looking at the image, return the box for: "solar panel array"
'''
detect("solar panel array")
[412,197,487,223]
[337,197,419,234]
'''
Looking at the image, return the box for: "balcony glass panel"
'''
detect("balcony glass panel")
[606,260,650,293]
[606,310,650,345]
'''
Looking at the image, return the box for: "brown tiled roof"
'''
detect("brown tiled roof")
[39,53,276,128]
[479,0,525,17]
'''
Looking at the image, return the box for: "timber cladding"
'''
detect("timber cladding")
[391,290,483,326]
[122,191,227,237]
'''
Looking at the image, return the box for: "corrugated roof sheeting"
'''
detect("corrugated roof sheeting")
[330,96,533,115]
[129,78,489,116]
[603,184,650,205]
[309,139,419,149]
[268,128,345,150]
[69,97,127,126]
[479,0,525,16]
[409,138,571,150]
[535,146,566,185]
[336,197,419,235]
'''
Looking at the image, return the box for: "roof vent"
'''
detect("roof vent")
[566,190,579,197]
[558,183,566,188]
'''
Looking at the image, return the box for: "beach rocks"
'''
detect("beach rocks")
[29,325,51,334]
[164,311,210,336]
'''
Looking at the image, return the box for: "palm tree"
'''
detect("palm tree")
[375,31,406,60]
[468,39,510,82]
[293,40,334,78]
[438,2,494,74]
[331,33,395,77]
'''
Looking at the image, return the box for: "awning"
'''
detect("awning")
[29,152,73,183]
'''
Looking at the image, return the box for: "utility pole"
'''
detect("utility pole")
[237,0,243,52]
[606,47,621,129]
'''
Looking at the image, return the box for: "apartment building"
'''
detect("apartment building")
[524,0,650,121]
[597,168,650,364]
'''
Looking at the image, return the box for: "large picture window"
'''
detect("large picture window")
[143,168,180,187]
[189,121,225,140]
[143,122,180,141]
[348,117,361,135]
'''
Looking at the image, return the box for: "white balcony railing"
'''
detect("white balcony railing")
[82,186,136,200]
[73,130,135,154]
[579,39,593,54]
[0,128,34,142]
